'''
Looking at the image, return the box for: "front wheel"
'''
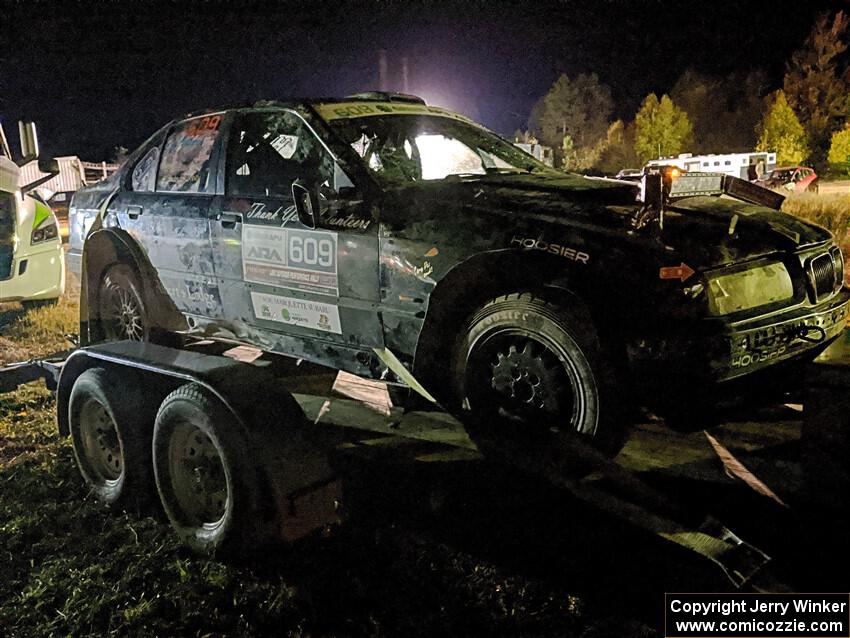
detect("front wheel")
[452,293,625,454]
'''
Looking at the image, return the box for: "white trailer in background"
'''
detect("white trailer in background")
[646,152,777,181]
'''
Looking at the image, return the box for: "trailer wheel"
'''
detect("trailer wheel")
[153,384,265,555]
[98,263,149,342]
[69,367,155,508]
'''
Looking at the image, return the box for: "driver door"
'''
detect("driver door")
[212,109,383,364]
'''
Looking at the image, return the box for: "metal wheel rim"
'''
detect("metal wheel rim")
[79,397,123,483]
[103,284,144,341]
[167,421,229,529]
[466,327,589,433]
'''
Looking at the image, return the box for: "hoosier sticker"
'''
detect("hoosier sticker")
[250,292,342,334]
[242,226,339,296]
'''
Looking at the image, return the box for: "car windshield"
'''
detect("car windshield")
[769,169,794,181]
[326,114,551,184]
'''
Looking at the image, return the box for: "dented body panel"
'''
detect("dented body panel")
[68,98,850,405]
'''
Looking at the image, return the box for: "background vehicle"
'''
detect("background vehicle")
[756,165,818,192]
[646,151,776,180]
[0,122,65,306]
[614,167,643,181]
[68,94,848,455]
[46,190,74,240]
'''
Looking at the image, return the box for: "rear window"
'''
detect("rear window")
[156,115,222,193]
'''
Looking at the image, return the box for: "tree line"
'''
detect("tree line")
[518,12,850,175]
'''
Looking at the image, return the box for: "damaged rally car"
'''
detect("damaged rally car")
[67,92,850,449]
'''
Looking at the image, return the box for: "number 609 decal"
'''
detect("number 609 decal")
[289,234,334,268]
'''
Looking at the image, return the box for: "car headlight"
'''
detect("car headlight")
[31,216,59,244]
[706,261,794,316]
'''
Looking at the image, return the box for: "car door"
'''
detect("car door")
[211,108,383,365]
[112,114,225,320]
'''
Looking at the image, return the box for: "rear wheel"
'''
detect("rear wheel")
[452,293,625,455]
[153,384,269,555]
[98,264,149,342]
[68,368,156,508]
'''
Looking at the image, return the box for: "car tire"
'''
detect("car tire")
[452,292,626,456]
[98,263,149,342]
[69,367,157,508]
[153,383,269,555]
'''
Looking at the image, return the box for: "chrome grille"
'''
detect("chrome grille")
[810,253,837,300]
[832,246,845,288]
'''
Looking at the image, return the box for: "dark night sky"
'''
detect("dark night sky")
[1,0,845,160]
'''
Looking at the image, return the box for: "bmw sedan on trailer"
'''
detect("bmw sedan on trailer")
[67,92,850,449]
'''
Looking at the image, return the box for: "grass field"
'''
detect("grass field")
[783,191,850,248]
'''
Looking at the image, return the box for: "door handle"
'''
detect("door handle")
[127,205,144,220]
[218,212,242,228]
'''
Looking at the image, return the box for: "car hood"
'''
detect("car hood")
[385,173,833,269]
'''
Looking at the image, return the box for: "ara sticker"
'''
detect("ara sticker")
[242,225,339,296]
[251,292,342,334]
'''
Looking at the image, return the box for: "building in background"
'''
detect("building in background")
[18,156,119,239]
[515,141,554,167]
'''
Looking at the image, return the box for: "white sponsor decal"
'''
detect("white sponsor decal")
[242,225,339,296]
[251,292,342,334]
[269,134,299,159]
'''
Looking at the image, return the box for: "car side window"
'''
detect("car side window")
[131,146,160,192]
[156,115,223,193]
[226,111,335,199]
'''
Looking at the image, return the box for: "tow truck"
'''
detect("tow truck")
[4,165,849,593]
[0,121,65,306]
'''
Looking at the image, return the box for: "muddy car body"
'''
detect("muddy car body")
[68,94,850,445]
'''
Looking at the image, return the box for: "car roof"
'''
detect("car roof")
[181,92,429,120]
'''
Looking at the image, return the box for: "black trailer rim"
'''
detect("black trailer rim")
[79,397,123,482]
[167,421,229,529]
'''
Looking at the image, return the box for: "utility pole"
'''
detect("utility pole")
[378,50,388,91]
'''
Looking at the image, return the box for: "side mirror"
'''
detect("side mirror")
[21,156,60,195]
[38,156,59,174]
[292,179,319,229]
[18,121,39,162]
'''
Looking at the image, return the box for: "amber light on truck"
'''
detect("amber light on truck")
[706,262,794,316]
[31,216,58,244]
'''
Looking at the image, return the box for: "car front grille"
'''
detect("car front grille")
[809,251,840,301]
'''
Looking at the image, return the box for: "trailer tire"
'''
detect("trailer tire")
[153,383,267,555]
[69,367,156,509]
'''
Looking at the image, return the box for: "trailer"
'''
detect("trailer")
[646,151,777,180]
[6,332,834,591]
